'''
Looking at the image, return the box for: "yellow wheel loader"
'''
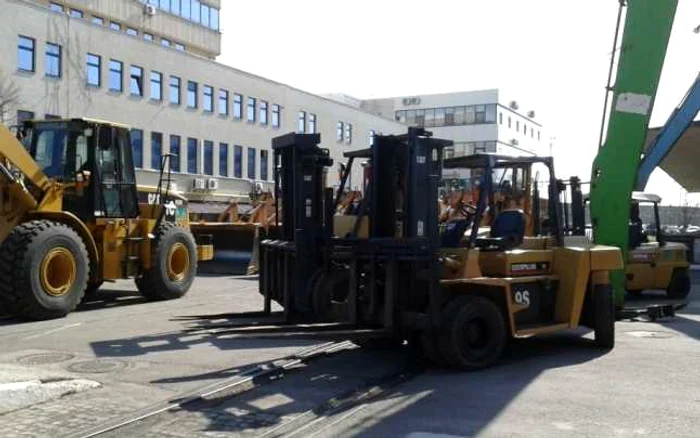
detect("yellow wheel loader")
[0,118,212,320]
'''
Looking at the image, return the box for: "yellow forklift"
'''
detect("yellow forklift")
[0,118,212,320]
[255,130,622,370]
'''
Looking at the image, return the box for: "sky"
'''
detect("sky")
[219,0,700,205]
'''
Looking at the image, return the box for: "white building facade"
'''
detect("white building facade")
[360,89,546,158]
[1,0,404,205]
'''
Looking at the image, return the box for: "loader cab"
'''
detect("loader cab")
[22,118,140,220]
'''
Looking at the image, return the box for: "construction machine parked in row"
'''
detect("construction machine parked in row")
[0,118,212,320]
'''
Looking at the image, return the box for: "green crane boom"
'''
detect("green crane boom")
[589,0,678,307]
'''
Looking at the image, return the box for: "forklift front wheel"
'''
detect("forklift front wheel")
[438,296,506,371]
[666,269,691,300]
[592,284,615,349]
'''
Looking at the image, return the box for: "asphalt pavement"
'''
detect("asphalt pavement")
[0,273,698,437]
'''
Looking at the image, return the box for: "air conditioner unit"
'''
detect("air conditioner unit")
[144,4,157,16]
[509,101,519,110]
[207,178,219,191]
[193,178,206,191]
[527,110,536,118]
[511,139,519,146]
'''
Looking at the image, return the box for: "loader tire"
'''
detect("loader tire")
[0,220,89,320]
[438,295,506,371]
[136,223,197,301]
[592,284,615,349]
[666,269,691,300]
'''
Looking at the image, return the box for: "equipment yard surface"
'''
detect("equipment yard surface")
[0,273,698,438]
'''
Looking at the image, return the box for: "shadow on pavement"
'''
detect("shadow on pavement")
[77,288,149,312]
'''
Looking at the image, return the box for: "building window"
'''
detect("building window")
[538,131,541,141]
[218,90,229,115]
[424,109,435,128]
[272,104,280,128]
[233,93,243,119]
[69,8,83,18]
[161,38,171,48]
[464,107,475,124]
[175,43,185,51]
[260,150,269,181]
[169,76,180,105]
[247,147,256,179]
[211,8,219,30]
[523,124,527,136]
[92,16,104,26]
[260,101,268,125]
[191,0,200,23]
[86,53,100,86]
[445,108,455,126]
[203,140,213,175]
[45,43,61,78]
[336,121,344,142]
[201,3,210,27]
[18,36,35,72]
[45,114,61,120]
[453,107,465,125]
[108,60,122,92]
[187,81,198,108]
[508,116,512,129]
[309,113,316,134]
[130,65,143,96]
[485,104,497,123]
[219,143,228,176]
[151,132,163,170]
[415,109,425,126]
[131,129,143,168]
[170,135,181,172]
[203,85,214,112]
[234,145,243,178]
[499,112,503,125]
[144,33,154,41]
[159,0,170,12]
[187,138,198,173]
[17,110,34,126]
[516,120,520,132]
[110,21,121,31]
[369,130,376,146]
[126,27,138,36]
[150,71,162,100]
[49,3,63,12]
[474,105,486,123]
[435,108,445,127]
[181,0,191,19]
[345,123,353,144]
[247,97,256,122]
[297,111,306,133]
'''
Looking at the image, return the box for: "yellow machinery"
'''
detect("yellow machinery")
[625,192,690,299]
[0,118,212,320]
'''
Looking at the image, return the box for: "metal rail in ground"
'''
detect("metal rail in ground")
[68,341,355,438]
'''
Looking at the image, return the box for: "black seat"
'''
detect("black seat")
[441,218,472,247]
[479,210,525,250]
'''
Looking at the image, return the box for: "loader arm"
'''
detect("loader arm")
[0,124,54,242]
[589,0,678,307]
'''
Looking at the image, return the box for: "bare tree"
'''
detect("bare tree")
[0,70,20,126]
[680,195,699,228]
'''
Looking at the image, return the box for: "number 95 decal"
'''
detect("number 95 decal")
[513,290,531,307]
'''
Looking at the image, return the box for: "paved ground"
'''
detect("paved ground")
[0,273,699,437]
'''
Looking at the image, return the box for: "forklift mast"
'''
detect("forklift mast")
[589,0,678,306]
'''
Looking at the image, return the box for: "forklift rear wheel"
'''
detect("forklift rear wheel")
[438,296,506,370]
[0,220,89,320]
[592,284,615,349]
[666,269,691,300]
[136,223,197,301]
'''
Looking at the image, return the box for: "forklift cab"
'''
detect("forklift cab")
[440,154,562,250]
[21,118,140,221]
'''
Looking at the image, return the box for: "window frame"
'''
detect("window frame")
[297,111,306,133]
[247,147,256,179]
[131,129,144,169]
[18,36,35,73]
[169,134,181,172]
[187,81,198,109]
[109,21,121,31]
[150,71,163,101]
[187,137,198,174]
[260,149,269,181]
[45,42,61,78]
[151,131,163,171]
[218,89,229,116]
[234,145,243,178]
[233,93,243,119]
[129,65,144,97]
[247,97,256,123]
[108,59,123,92]
[308,113,316,134]
[86,53,101,87]
[260,100,268,125]
[271,104,280,128]
[203,140,214,175]
[92,16,104,26]
[169,75,181,105]
[219,142,229,177]
[203,85,214,112]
